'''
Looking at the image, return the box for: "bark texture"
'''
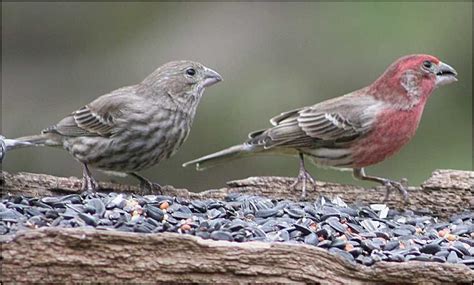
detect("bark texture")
[1,169,473,218]
[1,228,473,284]
[1,169,473,284]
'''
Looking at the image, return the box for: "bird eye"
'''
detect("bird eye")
[186,68,196,76]
[422,61,432,69]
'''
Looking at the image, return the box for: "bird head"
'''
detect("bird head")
[370,54,457,105]
[142,60,223,98]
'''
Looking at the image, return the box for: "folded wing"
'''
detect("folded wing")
[42,87,138,137]
[247,93,380,149]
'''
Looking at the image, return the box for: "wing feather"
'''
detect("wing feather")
[73,106,116,136]
[246,93,380,149]
[42,86,140,137]
[269,108,303,126]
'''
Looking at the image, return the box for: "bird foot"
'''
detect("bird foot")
[129,172,162,195]
[382,179,409,203]
[140,180,162,195]
[81,175,99,193]
[81,163,100,196]
[290,169,316,201]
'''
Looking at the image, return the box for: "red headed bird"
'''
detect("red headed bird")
[183,55,458,201]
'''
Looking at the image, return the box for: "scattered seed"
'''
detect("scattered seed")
[0,193,472,268]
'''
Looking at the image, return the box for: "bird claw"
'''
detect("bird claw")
[290,170,316,201]
[128,172,162,195]
[81,175,99,193]
[139,180,162,195]
[382,179,409,203]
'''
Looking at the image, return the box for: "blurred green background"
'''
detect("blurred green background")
[2,2,472,192]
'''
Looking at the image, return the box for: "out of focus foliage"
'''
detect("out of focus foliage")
[2,2,472,191]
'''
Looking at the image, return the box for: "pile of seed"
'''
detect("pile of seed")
[1,192,473,268]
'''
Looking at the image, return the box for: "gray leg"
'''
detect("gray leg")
[353,168,408,202]
[129,172,161,194]
[289,153,316,200]
[82,163,98,191]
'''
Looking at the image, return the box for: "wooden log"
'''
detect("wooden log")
[1,169,473,283]
[1,169,473,218]
[1,228,473,284]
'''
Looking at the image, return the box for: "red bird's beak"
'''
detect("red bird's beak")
[435,62,458,87]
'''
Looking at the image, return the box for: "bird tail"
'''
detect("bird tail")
[182,144,261,170]
[4,134,61,150]
[1,133,62,162]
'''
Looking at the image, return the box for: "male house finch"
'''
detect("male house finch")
[183,55,458,201]
[4,60,222,192]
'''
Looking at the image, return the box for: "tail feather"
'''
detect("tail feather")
[183,144,258,170]
[13,134,62,148]
[0,135,35,161]
[1,133,61,151]
[1,133,62,161]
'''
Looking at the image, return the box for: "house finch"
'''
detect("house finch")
[183,54,458,201]
[4,60,222,192]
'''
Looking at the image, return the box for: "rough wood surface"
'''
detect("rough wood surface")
[1,228,473,284]
[2,169,473,218]
[1,169,473,284]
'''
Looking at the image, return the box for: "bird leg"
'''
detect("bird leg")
[129,172,162,194]
[81,163,99,192]
[290,153,316,200]
[353,168,409,202]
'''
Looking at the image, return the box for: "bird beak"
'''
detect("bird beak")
[435,62,458,87]
[202,67,223,88]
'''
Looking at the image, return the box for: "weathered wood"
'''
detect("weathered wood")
[1,228,473,284]
[1,169,473,284]
[1,169,473,218]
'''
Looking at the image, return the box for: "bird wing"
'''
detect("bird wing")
[297,110,362,141]
[269,107,304,126]
[247,93,380,149]
[43,87,137,137]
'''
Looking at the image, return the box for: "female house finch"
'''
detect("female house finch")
[183,55,458,201]
[4,60,222,192]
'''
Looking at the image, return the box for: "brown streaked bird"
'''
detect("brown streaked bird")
[5,60,222,192]
[183,55,458,201]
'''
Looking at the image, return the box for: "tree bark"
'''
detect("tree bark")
[1,228,473,284]
[2,169,473,219]
[1,169,473,284]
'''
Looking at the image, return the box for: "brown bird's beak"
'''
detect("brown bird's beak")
[435,62,458,87]
[202,68,223,88]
